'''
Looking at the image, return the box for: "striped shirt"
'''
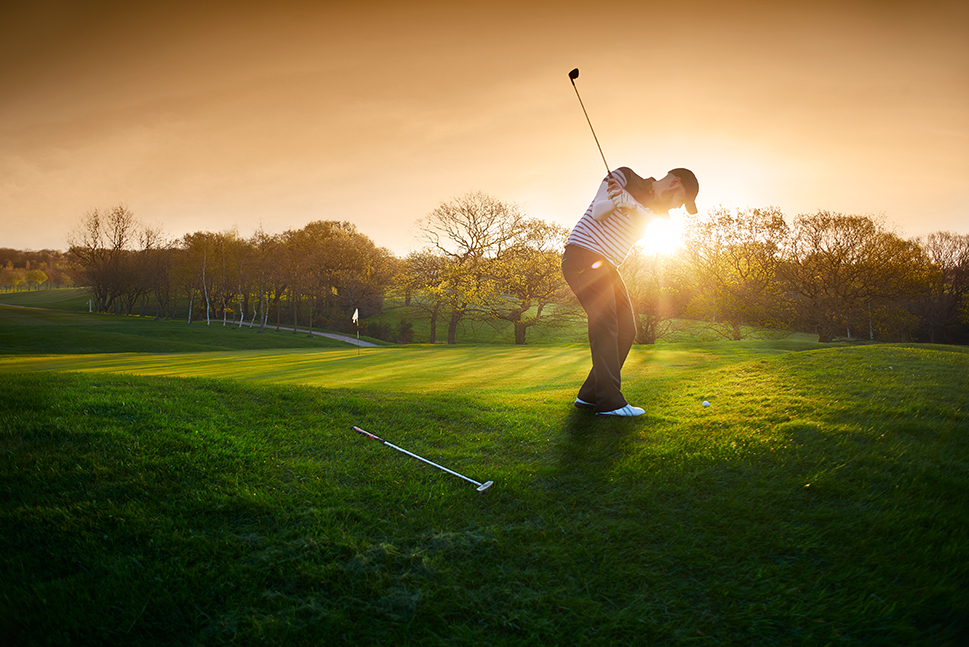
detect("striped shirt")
[565,167,653,267]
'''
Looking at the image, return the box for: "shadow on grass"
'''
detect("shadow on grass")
[551,408,643,485]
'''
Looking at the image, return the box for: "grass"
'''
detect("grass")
[371,298,775,346]
[373,299,588,345]
[0,287,92,311]
[0,289,581,348]
[1,292,968,645]
[0,300,364,355]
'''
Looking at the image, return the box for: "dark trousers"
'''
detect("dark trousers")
[561,245,636,412]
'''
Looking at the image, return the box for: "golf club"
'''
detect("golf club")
[351,426,494,493]
[568,67,611,177]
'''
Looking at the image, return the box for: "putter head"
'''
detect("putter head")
[568,68,579,80]
[476,480,494,493]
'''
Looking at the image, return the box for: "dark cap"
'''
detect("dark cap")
[668,168,699,214]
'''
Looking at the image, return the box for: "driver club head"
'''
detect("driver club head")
[476,480,494,493]
[568,68,579,81]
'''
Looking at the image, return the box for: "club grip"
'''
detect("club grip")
[352,425,384,442]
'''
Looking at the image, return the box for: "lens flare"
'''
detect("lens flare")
[638,217,684,256]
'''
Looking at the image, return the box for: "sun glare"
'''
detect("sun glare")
[637,216,684,256]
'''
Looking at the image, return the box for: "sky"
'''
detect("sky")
[1,0,967,256]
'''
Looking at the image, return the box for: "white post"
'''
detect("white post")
[352,308,360,356]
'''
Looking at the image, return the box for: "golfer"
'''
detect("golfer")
[562,166,699,416]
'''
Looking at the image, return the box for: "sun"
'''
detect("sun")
[637,216,685,256]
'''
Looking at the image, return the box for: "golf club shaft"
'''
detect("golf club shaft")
[352,426,483,487]
[569,76,610,177]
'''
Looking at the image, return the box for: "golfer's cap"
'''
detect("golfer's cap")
[669,168,699,214]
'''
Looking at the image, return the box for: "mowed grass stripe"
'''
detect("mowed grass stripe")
[3,340,966,407]
[0,346,597,395]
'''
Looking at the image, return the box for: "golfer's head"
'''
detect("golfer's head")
[657,168,699,215]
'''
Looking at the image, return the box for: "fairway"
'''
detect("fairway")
[0,336,833,404]
[2,302,968,645]
[0,346,589,395]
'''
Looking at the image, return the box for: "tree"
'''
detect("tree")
[395,249,449,343]
[682,206,790,339]
[1,250,72,289]
[488,219,571,344]
[779,212,924,342]
[280,221,395,334]
[67,205,141,312]
[142,245,177,319]
[210,229,247,327]
[24,269,48,290]
[179,231,221,324]
[621,247,692,344]
[417,192,524,344]
[916,231,969,344]
[105,223,170,316]
[1,268,25,291]
[249,228,282,332]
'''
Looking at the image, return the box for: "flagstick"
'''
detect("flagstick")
[352,307,360,356]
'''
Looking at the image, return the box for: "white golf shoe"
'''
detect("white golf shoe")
[596,404,645,417]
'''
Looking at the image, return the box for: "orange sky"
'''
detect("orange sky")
[1,0,966,255]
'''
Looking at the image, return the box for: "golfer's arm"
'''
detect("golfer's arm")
[591,179,650,221]
[591,181,616,221]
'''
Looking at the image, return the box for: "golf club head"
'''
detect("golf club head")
[476,480,494,493]
[568,68,579,81]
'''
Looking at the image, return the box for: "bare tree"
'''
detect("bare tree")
[417,192,524,344]
[136,224,174,318]
[67,205,140,312]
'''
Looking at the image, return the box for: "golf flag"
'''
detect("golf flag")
[352,308,359,324]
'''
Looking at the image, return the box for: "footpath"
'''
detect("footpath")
[235,320,380,348]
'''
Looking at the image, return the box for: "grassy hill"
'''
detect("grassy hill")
[0,290,364,354]
[1,292,967,645]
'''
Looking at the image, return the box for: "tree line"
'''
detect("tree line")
[49,198,969,346]
[676,208,969,344]
[0,249,73,291]
[65,206,397,335]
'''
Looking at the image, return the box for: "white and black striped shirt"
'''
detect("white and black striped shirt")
[565,167,652,267]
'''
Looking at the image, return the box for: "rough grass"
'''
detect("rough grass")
[2,345,968,645]
[1,291,967,645]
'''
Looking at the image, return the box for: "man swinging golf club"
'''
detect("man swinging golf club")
[563,166,699,416]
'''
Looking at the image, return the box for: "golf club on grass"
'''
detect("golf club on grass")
[352,426,494,493]
[568,67,611,177]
